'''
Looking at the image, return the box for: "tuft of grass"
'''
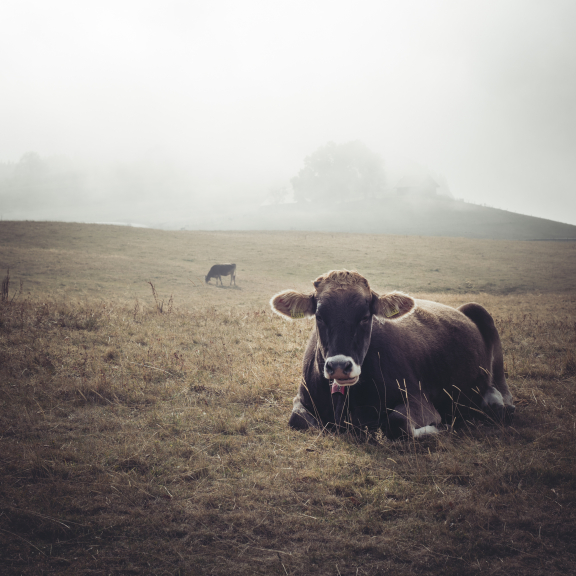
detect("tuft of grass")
[563,351,576,376]
[1,268,9,302]
[1,269,22,304]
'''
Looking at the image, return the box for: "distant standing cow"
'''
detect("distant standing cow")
[205,263,236,286]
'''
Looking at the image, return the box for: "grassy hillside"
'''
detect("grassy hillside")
[1,221,576,307]
[174,196,576,241]
[1,221,575,575]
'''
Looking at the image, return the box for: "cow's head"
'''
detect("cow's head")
[270,270,415,386]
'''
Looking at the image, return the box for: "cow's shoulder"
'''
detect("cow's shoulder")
[380,298,470,329]
[371,299,484,352]
[413,298,465,318]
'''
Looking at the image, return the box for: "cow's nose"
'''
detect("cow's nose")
[325,360,353,376]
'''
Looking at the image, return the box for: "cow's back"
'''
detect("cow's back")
[363,299,492,415]
[371,299,488,368]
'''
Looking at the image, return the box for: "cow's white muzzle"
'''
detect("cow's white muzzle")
[324,355,361,385]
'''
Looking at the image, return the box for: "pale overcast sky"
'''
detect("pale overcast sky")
[1,0,575,224]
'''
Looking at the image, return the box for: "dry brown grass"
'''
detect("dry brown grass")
[2,221,576,306]
[1,222,576,575]
[1,288,576,575]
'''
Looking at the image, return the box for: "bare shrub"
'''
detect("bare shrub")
[1,269,8,302]
[0,269,22,304]
[147,280,173,314]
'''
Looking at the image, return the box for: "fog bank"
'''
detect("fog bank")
[1,1,575,225]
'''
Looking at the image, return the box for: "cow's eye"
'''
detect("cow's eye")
[360,315,371,323]
[315,315,324,324]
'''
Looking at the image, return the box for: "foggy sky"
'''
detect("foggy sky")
[1,0,575,225]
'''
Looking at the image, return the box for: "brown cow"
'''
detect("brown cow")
[205,263,236,285]
[270,270,515,438]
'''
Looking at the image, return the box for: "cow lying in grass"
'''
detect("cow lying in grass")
[270,270,515,439]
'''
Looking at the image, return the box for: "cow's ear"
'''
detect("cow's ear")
[270,290,316,320]
[371,290,415,320]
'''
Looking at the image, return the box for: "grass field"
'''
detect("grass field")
[2,221,576,303]
[1,221,576,575]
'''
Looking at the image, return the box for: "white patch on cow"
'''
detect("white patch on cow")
[481,387,504,409]
[292,394,306,414]
[412,425,440,438]
[323,354,361,383]
[291,394,319,428]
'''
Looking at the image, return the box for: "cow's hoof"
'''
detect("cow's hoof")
[288,410,318,430]
[384,412,406,440]
[504,404,516,425]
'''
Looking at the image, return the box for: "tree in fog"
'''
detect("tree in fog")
[0,152,86,212]
[266,185,291,204]
[291,141,386,203]
[0,152,46,205]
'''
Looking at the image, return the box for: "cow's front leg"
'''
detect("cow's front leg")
[350,405,382,430]
[386,398,442,439]
[481,386,515,424]
[288,394,320,430]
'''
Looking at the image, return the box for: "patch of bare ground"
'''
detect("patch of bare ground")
[1,283,575,575]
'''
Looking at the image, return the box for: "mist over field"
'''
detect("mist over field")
[1,0,576,229]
